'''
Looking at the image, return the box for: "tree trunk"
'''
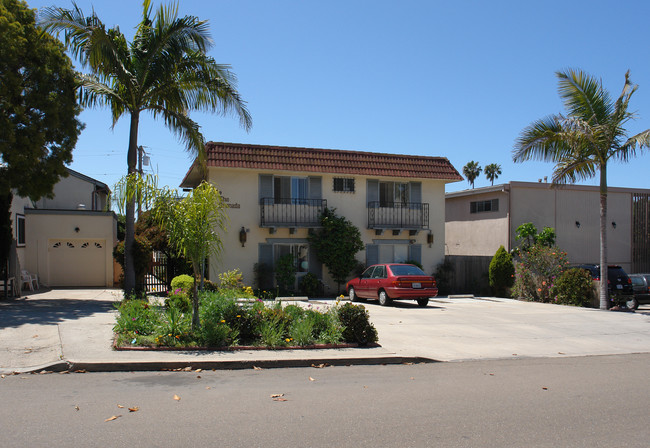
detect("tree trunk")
[123,112,140,297]
[599,166,608,310]
[191,264,200,330]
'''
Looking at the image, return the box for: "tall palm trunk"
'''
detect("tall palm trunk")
[123,111,140,296]
[599,165,608,309]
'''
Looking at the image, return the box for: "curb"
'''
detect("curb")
[66,356,437,372]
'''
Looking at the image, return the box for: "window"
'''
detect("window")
[333,177,355,192]
[274,176,308,203]
[379,181,409,206]
[16,214,25,247]
[470,199,499,214]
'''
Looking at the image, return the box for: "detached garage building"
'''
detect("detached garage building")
[10,168,117,290]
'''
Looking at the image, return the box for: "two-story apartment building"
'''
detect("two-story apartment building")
[180,142,462,293]
[446,181,650,273]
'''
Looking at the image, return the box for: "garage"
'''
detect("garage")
[47,239,108,287]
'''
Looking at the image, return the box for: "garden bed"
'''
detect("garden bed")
[113,290,379,350]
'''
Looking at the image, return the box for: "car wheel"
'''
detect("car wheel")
[378,290,391,306]
[349,287,361,302]
[417,298,429,307]
[625,296,639,310]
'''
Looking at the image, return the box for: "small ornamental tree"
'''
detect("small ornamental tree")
[489,245,515,297]
[155,181,228,330]
[308,208,364,293]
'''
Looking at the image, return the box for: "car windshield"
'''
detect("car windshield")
[390,265,425,276]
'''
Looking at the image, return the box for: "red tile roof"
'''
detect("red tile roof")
[181,142,462,187]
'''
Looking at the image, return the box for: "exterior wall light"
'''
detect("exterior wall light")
[74,227,80,233]
[427,232,434,247]
[575,221,581,228]
[239,227,247,247]
[612,221,617,229]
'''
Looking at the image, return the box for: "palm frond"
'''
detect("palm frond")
[513,115,574,163]
[556,68,612,125]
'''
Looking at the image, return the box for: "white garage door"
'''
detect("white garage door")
[48,239,107,287]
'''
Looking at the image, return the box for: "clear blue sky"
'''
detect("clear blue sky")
[28,0,650,194]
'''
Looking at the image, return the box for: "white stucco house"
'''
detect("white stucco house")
[180,142,462,293]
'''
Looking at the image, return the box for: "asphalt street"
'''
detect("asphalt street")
[1,354,648,447]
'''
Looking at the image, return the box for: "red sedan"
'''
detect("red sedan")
[346,264,438,307]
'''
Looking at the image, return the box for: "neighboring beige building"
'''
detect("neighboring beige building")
[8,168,117,291]
[445,181,650,273]
[181,142,462,293]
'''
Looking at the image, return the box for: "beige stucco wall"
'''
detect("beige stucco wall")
[510,185,632,269]
[445,189,509,256]
[34,173,107,211]
[206,167,448,294]
[24,210,117,287]
[445,182,634,270]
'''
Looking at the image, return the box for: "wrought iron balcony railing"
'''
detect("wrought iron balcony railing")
[367,201,429,229]
[260,198,327,228]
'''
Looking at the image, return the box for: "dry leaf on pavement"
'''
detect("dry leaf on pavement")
[270,394,284,398]
[128,407,139,412]
[173,395,181,401]
[273,398,288,402]
[104,415,121,422]
[253,366,262,371]
[117,404,124,409]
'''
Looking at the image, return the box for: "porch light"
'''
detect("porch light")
[612,221,617,229]
[239,227,247,247]
[575,221,581,228]
[427,232,434,246]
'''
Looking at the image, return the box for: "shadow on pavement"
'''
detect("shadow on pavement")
[0,296,116,329]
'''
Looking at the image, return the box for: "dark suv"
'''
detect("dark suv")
[629,274,650,309]
[576,264,635,309]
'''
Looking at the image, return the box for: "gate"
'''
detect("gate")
[142,251,169,294]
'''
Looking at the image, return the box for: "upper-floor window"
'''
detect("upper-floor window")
[16,214,25,246]
[333,177,355,193]
[470,199,498,214]
[380,181,409,206]
[274,176,308,202]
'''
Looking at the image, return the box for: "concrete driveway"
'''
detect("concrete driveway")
[365,297,650,361]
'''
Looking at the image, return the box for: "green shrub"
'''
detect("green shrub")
[337,303,378,345]
[433,258,454,296]
[254,262,274,290]
[275,254,296,293]
[289,315,316,346]
[299,272,324,298]
[550,268,593,307]
[171,274,194,293]
[489,245,515,297]
[218,269,244,289]
[512,245,569,302]
[113,299,159,336]
[312,309,343,344]
[259,315,287,347]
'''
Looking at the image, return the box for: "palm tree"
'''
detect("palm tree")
[462,161,482,189]
[41,1,252,295]
[484,163,502,186]
[513,69,650,310]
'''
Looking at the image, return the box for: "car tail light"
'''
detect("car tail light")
[628,278,632,284]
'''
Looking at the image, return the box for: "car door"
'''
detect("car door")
[356,266,376,298]
[369,265,387,298]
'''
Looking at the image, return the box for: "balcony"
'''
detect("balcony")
[260,198,327,228]
[367,201,429,230]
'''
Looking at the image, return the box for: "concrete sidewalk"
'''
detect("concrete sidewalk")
[1,289,649,373]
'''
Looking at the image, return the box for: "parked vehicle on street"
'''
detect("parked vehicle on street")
[346,263,438,307]
[576,264,636,309]
[629,273,650,309]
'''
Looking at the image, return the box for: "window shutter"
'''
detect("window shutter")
[367,179,379,204]
[258,243,273,267]
[410,182,422,204]
[408,244,422,265]
[308,176,322,200]
[366,244,379,266]
[308,246,323,279]
[259,175,273,203]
